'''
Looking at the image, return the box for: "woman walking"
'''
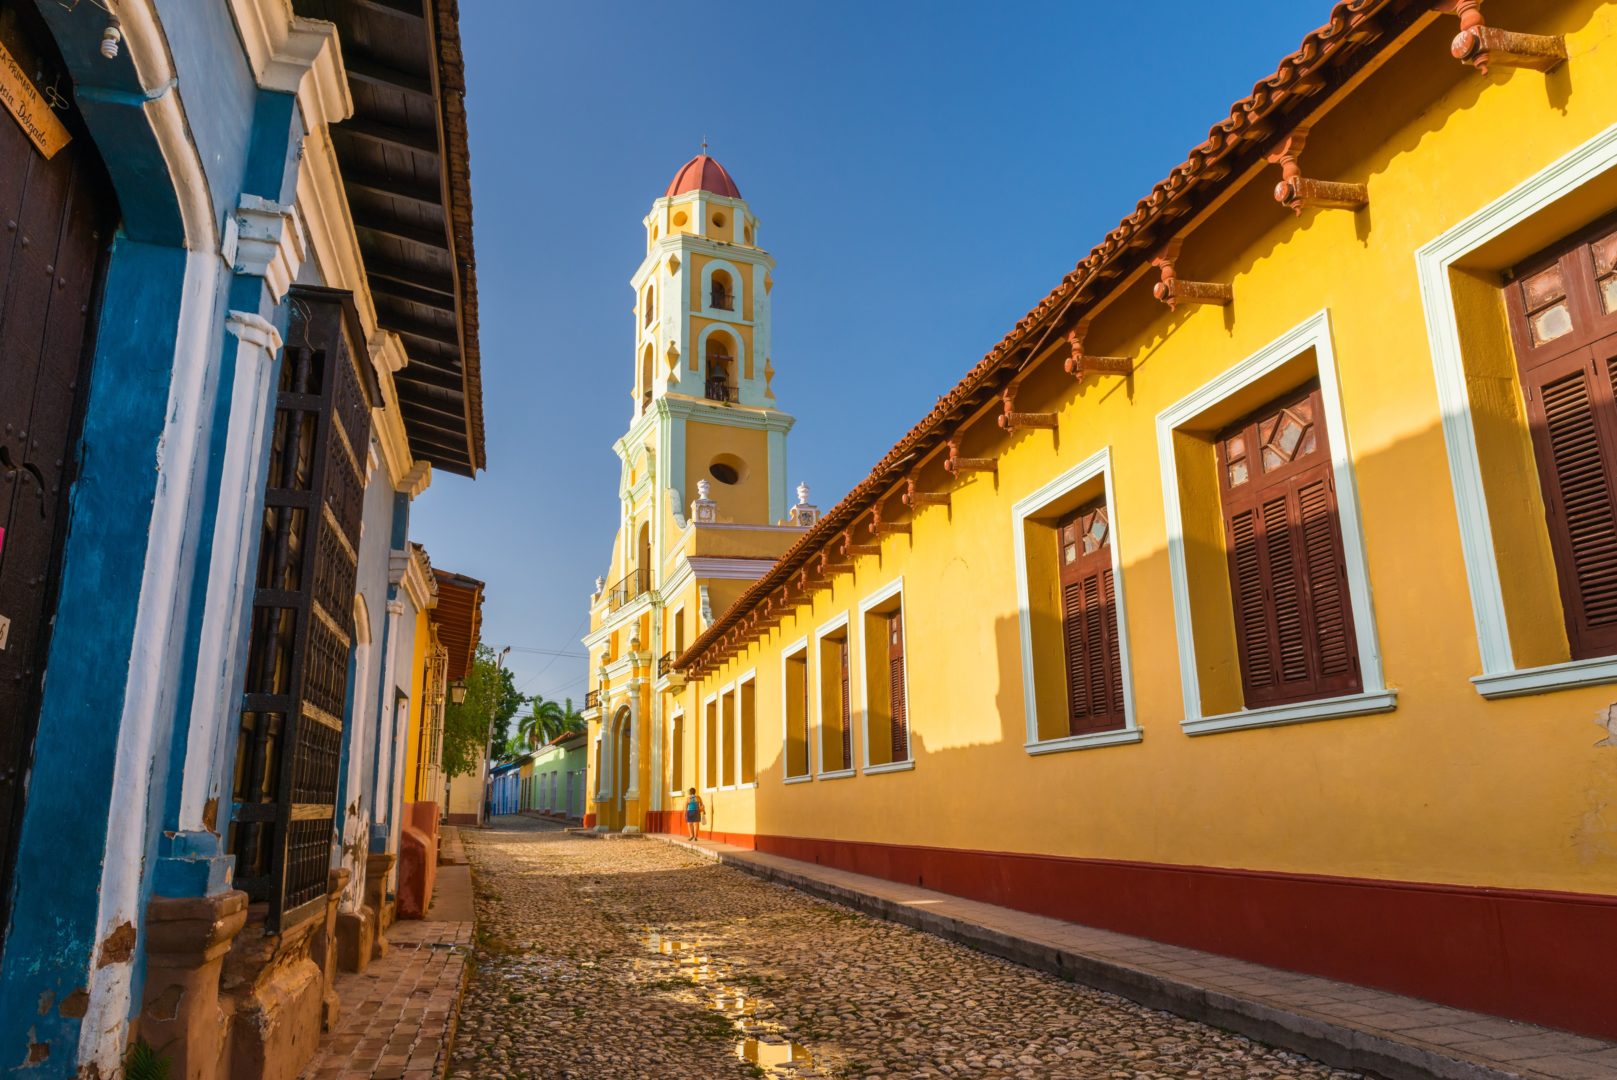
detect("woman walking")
[683,787,705,842]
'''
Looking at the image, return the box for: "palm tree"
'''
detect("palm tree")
[520,695,588,750]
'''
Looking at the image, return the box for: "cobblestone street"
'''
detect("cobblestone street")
[452,819,1358,1079]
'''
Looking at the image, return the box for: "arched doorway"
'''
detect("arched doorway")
[0,0,117,931]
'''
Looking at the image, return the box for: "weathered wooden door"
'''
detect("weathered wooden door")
[0,2,114,928]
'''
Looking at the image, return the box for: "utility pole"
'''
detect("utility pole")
[479,645,511,826]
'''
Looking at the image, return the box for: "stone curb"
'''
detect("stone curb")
[652,835,1527,1080]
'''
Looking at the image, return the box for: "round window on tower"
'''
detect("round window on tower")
[712,211,728,229]
[673,210,689,227]
[709,454,745,485]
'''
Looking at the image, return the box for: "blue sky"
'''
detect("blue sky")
[413,1,1335,705]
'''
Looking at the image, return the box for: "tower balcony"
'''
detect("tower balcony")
[604,567,650,612]
[705,378,739,404]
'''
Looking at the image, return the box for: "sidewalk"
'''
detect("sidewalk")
[299,829,475,1080]
[651,834,1617,1080]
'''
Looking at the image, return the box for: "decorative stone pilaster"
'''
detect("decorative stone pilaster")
[139,890,249,1080]
[788,481,819,527]
[690,478,718,523]
[365,852,396,961]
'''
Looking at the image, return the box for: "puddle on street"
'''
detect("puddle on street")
[642,929,825,1077]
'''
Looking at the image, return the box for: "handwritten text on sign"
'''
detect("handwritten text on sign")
[0,39,70,159]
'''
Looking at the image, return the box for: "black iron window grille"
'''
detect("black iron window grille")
[231,287,376,931]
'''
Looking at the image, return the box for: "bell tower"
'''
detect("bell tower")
[625,151,794,530]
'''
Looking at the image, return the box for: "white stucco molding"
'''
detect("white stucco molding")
[389,544,436,612]
[1415,121,1617,697]
[223,195,305,301]
[227,2,353,126]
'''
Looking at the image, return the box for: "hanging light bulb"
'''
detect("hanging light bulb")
[99,17,121,59]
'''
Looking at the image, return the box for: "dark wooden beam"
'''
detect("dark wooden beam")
[344,53,434,101]
[351,208,449,251]
[354,0,424,18]
[336,117,439,156]
[395,362,465,392]
[386,316,459,351]
[370,275,456,312]
[344,170,443,212]
[364,258,457,300]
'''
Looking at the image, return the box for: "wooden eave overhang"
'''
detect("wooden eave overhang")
[674,0,1433,676]
[431,568,484,681]
[294,0,486,476]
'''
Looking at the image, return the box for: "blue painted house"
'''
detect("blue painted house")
[0,1,485,1076]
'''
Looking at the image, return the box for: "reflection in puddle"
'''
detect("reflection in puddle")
[642,929,823,1076]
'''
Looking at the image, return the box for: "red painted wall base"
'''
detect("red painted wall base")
[659,828,1616,1040]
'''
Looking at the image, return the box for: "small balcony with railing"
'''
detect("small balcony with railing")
[603,567,650,612]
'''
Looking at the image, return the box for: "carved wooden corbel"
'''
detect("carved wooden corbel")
[869,504,911,538]
[944,437,997,478]
[841,532,881,559]
[1268,128,1368,216]
[1151,240,1232,311]
[902,476,950,510]
[819,549,852,576]
[1437,0,1565,74]
[997,379,1057,431]
[1063,320,1133,381]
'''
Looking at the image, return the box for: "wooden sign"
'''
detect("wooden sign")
[0,39,70,159]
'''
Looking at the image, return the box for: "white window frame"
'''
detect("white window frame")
[668,707,685,796]
[1011,448,1142,754]
[779,636,813,783]
[1416,122,1617,698]
[1156,308,1395,736]
[735,668,759,788]
[714,678,740,791]
[700,691,719,792]
[812,612,856,779]
[856,577,915,773]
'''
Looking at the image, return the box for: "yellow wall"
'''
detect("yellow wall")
[684,421,769,523]
[401,610,432,804]
[664,2,1617,896]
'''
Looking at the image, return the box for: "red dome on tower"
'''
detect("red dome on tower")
[665,154,741,199]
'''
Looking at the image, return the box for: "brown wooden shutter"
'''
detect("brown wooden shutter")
[1057,500,1125,734]
[839,637,852,770]
[1506,220,1617,659]
[887,609,908,760]
[1217,385,1361,708]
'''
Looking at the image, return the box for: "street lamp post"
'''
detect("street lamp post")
[479,645,511,826]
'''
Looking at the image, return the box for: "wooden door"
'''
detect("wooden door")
[0,1,114,927]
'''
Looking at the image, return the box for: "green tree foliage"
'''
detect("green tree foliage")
[442,644,524,778]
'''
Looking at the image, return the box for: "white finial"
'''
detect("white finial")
[797,481,810,505]
[701,135,709,155]
[697,478,712,499]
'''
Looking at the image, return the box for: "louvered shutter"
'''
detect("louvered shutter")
[1057,501,1126,734]
[1506,222,1617,659]
[887,609,909,760]
[1218,385,1361,708]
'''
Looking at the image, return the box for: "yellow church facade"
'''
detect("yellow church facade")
[589,0,1617,1041]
